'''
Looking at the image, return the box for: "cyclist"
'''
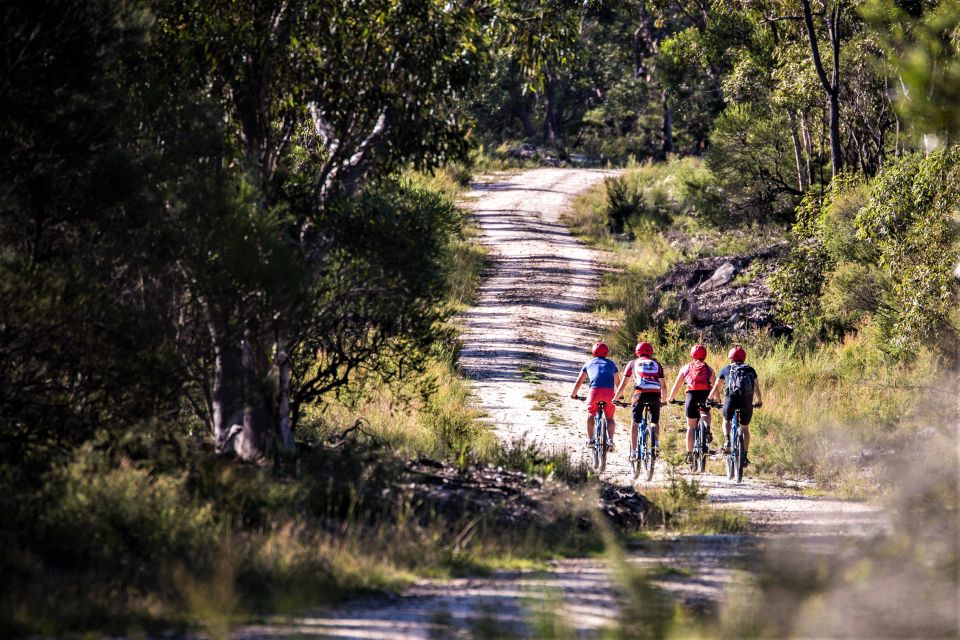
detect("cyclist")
[614,341,664,462]
[708,345,762,466]
[665,344,715,461]
[570,341,621,451]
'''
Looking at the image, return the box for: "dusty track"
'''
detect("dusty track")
[236,169,885,639]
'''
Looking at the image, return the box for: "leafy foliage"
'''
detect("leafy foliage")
[856,147,960,353]
[772,150,959,357]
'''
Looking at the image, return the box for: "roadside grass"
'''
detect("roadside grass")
[519,363,545,383]
[563,158,955,492]
[526,387,557,413]
[643,463,748,535]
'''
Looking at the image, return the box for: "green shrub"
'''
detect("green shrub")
[42,450,216,583]
[699,104,805,225]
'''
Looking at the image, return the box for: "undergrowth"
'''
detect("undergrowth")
[564,158,957,492]
[0,165,606,638]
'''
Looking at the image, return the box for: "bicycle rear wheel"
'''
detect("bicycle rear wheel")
[734,434,745,483]
[691,420,706,473]
[595,415,608,473]
[642,429,655,481]
[631,419,644,479]
[725,438,735,479]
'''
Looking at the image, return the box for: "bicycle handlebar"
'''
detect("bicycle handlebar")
[574,395,629,407]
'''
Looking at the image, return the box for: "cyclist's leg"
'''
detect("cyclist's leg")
[630,401,641,451]
[585,388,604,443]
[646,395,661,447]
[683,391,702,452]
[721,397,736,448]
[739,403,754,457]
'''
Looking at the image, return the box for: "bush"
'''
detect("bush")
[699,104,804,225]
[773,150,960,358]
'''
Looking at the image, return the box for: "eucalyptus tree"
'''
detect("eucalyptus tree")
[146,0,496,460]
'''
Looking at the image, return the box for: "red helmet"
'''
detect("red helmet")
[690,344,707,360]
[728,346,746,362]
[635,341,654,357]
[592,342,609,357]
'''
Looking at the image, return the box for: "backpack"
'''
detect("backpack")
[684,361,712,390]
[726,363,756,399]
[633,357,661,391]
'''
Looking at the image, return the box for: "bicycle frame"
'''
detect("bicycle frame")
[593,401,609,472]
[634,403,658,481]
[690,402,710,473]
[595,402,609,445]
[637,406,649,459]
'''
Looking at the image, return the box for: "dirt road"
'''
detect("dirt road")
[240,168,885,639]
[457,167,635,481]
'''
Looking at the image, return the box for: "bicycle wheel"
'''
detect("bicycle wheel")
[631,430,642,480]
[691,420,705,473]
[734,434,745,483]
[596,414,607,473]
[642,428,655,481]
[696,439,707,474]
[725,435,735,480]
[631,416,644,479]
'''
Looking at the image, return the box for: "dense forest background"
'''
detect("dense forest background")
[1,0,958,636]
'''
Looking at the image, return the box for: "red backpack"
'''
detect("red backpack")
[684,361,712,391]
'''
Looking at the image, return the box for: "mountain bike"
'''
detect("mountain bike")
[576,396,627,473]
[671,399,712,474]
[632,400,659,482]
[724,402,760,483]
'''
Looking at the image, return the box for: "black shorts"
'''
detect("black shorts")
[685,390,710,419]
[632,391,661,424]
[723,395,753,425]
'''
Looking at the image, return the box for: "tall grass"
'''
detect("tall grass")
[565,158,957,489]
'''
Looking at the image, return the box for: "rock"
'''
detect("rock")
[697,262,736,291]
[396,459,652,533]
[650,243,790,338]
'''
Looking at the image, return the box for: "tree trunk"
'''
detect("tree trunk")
[543,77,559,145]
[236,330,272,461]
[208,311,291,461]
[788,111,806,192]
[799,113,814,187]
[516,101,536,138]
[275,341,294,452]
[801,0,843,178]
[511,84,536,138]
[211,329,245,453]
[661,89,673,156]
[828,88,842,177]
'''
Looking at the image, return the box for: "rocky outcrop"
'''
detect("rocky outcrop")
[398,457,654,532]
[506,143,594,167]
[652,244,791,338]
